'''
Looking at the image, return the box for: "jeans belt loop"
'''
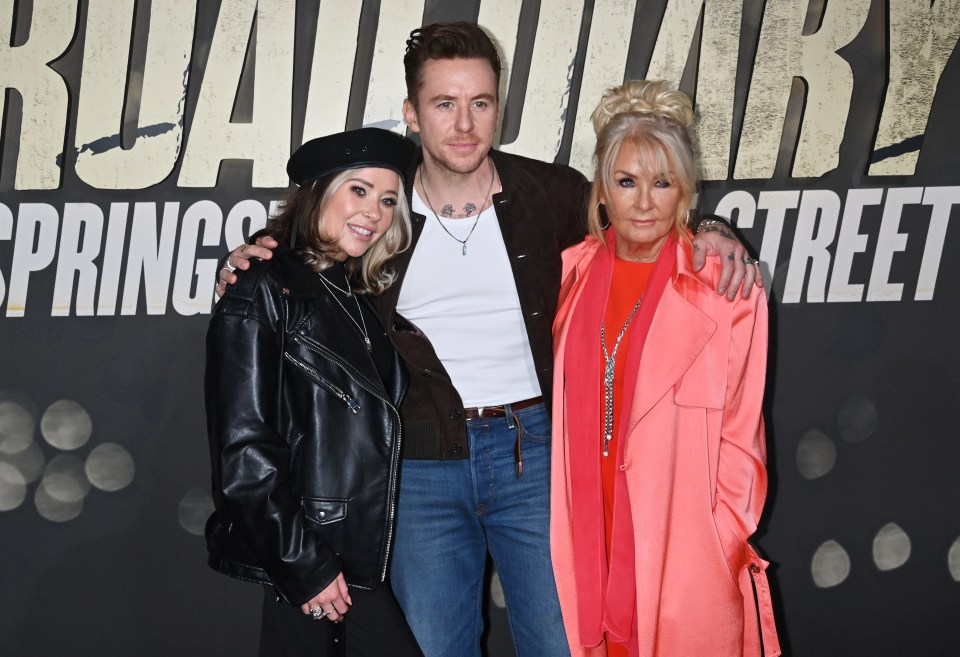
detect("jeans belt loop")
[503,403,516,430]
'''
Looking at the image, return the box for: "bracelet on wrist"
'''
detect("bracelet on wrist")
[695,217,730,233]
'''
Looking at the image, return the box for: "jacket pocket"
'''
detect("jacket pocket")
[302,498,348,526]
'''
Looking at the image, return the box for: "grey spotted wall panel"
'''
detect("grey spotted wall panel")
[1,1,959,655]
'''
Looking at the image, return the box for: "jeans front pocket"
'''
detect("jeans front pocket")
[514,403,551,442]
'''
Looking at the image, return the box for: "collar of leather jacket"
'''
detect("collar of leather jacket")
[267,249,350,300]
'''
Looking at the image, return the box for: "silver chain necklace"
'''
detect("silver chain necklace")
[600,295,643,457]
[318,270,353,296]
[419,157,496,256]
[317,270,372,352]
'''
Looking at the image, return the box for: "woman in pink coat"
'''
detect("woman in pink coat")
[550,80,781,657]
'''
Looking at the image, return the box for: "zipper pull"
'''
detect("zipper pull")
[345,397,360,414]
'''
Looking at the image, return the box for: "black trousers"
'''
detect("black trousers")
[258,584,423,657]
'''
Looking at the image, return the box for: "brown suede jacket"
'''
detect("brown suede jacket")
[371,148,590,460]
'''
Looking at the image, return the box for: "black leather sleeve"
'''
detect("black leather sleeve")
[205,263,342,605]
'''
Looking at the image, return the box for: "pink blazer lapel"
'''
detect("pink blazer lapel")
[627,276,717,425]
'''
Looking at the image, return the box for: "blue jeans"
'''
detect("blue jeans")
[390,403,570,657]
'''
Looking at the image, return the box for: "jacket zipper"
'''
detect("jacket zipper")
[380,406,402,582]
[284,351,360,414]
[290,332,406,582]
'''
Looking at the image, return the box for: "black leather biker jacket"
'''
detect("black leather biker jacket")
[204,250,408,605]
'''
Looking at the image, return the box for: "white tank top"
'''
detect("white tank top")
[396,190,541,407]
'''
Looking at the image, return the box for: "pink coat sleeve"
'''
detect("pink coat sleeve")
[714,287,768,556]
[712,287,781,656]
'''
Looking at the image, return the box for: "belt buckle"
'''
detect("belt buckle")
[485,405,506,418]
[469,405,505,420]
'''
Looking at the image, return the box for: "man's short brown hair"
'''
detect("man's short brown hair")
[403,21,502,105]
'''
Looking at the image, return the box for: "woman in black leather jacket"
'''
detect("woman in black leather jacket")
[205,128,423,657]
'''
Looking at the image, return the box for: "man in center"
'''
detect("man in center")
[377,24,589,657]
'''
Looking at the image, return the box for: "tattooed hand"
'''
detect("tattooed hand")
[691,223,762,300]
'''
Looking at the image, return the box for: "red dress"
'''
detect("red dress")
[601,258,654,657]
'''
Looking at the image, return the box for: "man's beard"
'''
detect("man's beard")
[423,135,491,177]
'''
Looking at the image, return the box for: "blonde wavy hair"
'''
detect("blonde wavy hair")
[262,169,412,295]
[587,80,698,245]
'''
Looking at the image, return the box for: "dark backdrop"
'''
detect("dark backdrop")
[1,1,958,655]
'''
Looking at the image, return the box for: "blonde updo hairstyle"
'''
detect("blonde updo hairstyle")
[588,80,697,244]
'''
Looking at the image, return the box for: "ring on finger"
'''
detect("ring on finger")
[311,607,326,620]
[742,257,759,265]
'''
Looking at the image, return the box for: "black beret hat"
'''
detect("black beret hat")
[287,127,415,186]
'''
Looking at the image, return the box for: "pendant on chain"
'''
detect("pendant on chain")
[600,295,644,457]
[419,158,495,256]
[317,272,373,352]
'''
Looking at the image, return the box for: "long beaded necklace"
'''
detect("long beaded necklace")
[419,157,497,256]
[600,295,643,457]
[317,268,372,352]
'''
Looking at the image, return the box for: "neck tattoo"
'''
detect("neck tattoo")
[440,203,477,218]
[600,295,644,457]
[419,157,496,256]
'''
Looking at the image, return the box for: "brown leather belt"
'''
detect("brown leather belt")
[463,396,543,420]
